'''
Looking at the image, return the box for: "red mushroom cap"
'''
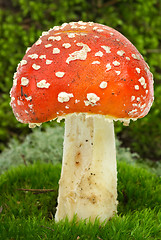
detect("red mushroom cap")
[10,21,154,124]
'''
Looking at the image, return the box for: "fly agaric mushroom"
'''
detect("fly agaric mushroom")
[10,21,154,223]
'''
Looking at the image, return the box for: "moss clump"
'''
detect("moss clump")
[0,126,64,174]
[0,162,161,239]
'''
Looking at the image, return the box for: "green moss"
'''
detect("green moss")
[0,126,64,174]
[0,162,160,239]
[0,163,61,220]
[117,162,161,214]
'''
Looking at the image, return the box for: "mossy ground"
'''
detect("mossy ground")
[0,162,160,239]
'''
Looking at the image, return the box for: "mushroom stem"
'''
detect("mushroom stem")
[55,113,117,222]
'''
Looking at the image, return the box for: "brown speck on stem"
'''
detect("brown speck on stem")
[91,173,96,176]
[88,195,97,204]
